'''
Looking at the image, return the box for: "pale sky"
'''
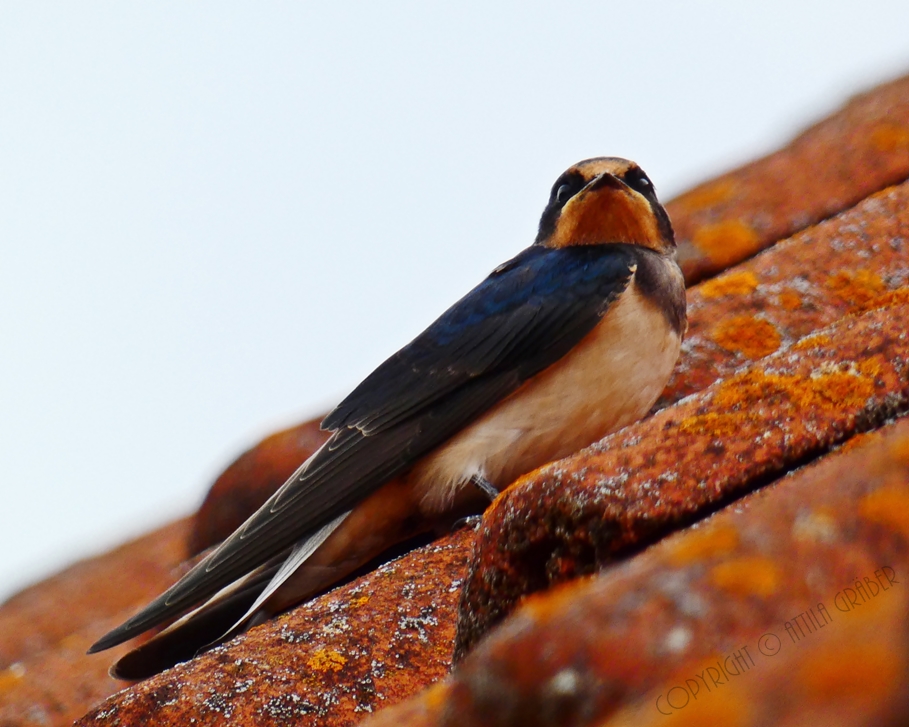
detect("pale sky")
[2,3,909,600]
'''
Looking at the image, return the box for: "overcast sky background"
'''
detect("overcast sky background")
[2,3,909,601]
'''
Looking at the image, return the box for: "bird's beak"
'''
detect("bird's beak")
[546,172,664,251]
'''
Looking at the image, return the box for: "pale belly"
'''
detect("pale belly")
[410,284,681,512]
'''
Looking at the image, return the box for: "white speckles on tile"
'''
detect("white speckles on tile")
[792,510,839,543]
[546,668,582,697]
[663,626,693,654]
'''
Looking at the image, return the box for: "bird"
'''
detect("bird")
[90,157,687,679]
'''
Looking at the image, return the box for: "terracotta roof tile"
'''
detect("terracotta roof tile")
[661,179,909,405]
[75,529,474,727]
[0,520,190,726]
[363,417,909,727]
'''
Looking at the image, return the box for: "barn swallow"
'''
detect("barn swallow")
[90,157,687,679]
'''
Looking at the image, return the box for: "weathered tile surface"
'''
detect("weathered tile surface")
[364,418,909,727]
[661,180,909,406]
[0,520,190,726]
[75,529,474,727]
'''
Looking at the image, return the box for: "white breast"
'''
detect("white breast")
[411,280,682,513]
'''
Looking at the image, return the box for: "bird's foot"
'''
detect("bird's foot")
[470,475,499,501]
[450,514,484,532]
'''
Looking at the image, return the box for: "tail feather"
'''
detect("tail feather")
[109,514,349,680]
[220,510,350,641]
[110,562,279,680]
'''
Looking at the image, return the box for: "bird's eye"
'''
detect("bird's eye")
[556,183,574,204]
[622,168,654,196]
[549,171,585,208]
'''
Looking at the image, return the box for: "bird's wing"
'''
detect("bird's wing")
[91,244,635,652]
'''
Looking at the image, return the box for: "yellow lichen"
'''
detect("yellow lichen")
[713,364,878,413]
[673,179,736,213]
[778,290,802,310]
[699,270,760,299]
[677,412,741,438]
[856,286,909,314]
[666,524,739,565]
[792,333,831,352]
[711,315,782,359]
[826,269,886,308]
[858,485,909,536]
[809,368,878,409]
[709,556,780,598]
[691,220,760,269]
[306,648,348,673]
[870,122,909,152]
[349,595,370,608]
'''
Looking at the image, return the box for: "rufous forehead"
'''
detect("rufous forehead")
[568,157,637,183]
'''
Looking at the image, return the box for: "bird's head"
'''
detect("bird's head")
[535,157,675,254]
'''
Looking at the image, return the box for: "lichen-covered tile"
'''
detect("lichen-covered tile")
[662,181,909,405]
[74,528,474,727]
[364,418,909,727]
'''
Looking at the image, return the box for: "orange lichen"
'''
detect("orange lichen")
[870,122,909,152]
[778,290,802,310]
[711,315,782,359]
[826,269,886,308]
[797,642,901,702]
[0,663,25,693]
[792,333,831,352]
[858,485,909,535]
[713,365,877,413]
[713,369,788,409]
[349,596,370,608]
[809,367,878,409]
[306,648,348,673]
[709,556,780,598]
[858,286,909,314]
[666,524,739,565]
[639,685,753,727]
[672,179,736,213]
[677,412,741,438]
[691,220,760,269]
[698,271,760,299]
